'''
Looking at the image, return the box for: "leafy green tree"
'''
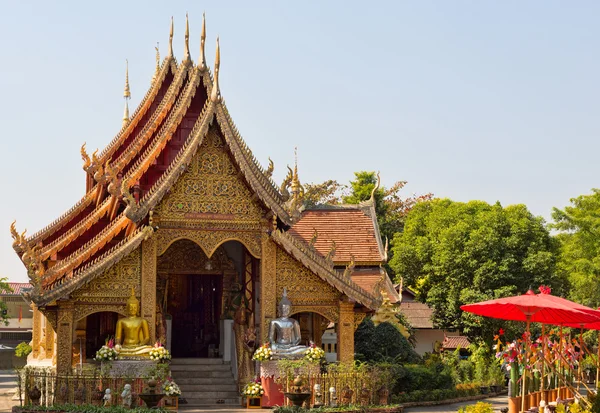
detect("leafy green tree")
[552,189,600,307]
[390,199,564,342]
[302,180,345,209]
[354,318,420,363]
[0,278,12,326]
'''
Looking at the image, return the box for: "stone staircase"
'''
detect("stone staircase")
[170,358,240,408]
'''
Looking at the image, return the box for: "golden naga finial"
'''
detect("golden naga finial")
[199,12,207,70]
[325,241,337,262]
[81,143,91,171]
[183,12,191,61]
[10,221,21,249]
[152,42,160,83]
[291,147,300,195]
[309,228,318,247]
[280,165,293,200]
[265,157,274,178]
[210,36,220,102]
[168,16,174,57]
[370,171,381,203]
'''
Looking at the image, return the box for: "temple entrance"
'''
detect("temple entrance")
[82,311,119,361]
[167,274,223,357]
[157,238,243,358]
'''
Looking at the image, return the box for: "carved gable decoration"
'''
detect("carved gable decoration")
[155,126,265,225]
[72,247,141,302]
[276,246,341,307]
[157,239,234,274]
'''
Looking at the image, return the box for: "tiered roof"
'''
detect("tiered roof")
[11,16,383,310]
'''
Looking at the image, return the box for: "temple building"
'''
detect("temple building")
[10,15,398,384]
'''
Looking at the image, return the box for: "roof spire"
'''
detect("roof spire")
[210,36,221,102]
[152,42,160,83]
[168,16,174,57]
[291,147,300,195]
[199,12,207,70]
[183,12,191,61]
[122,60,131,126]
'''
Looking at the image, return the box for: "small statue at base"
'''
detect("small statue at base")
[115,288,152,358]
[103,389,112,407]
[313,383,323,407]
[121,384,132,408]
[268,288,308,358]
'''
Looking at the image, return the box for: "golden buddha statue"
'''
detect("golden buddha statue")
[115,288,152,358]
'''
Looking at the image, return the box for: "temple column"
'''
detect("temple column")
[260,233,277,342]
[45,319,55,360]
[337,298,355,363]
[141,235,157,343]
[56,302,74,374]
[31,304,41,358]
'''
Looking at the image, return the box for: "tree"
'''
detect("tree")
[0,278,12,326]
[354,318,420,363]
[389,199,564,342]
[302,180,345,209]
[552,189,600,307]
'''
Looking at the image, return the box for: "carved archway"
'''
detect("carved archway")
[156,228,262,259]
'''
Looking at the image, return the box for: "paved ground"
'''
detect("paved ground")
[404,394,507,413]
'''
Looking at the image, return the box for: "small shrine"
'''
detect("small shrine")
[10,14,400,409]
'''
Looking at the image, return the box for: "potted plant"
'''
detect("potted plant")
[242,377,265,409]
[162,377,181,411]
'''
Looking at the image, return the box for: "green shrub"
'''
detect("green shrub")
[458,402,494,413]
[15,342,32,358]
[20,404,167,413]
[397,364,454,393]
[355,318,420,363]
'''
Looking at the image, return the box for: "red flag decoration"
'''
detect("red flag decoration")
[18,306,22,323]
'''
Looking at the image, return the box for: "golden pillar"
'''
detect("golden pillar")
[141,235,157,343]
[337,298,355,363]
[56,302,74,374]
[31,304,41,358]
[260,233,277,341]
[45,317,55,360]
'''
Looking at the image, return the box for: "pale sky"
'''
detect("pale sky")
[1,1,598,283]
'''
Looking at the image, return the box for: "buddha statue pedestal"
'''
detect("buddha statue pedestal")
[106,359,157,378]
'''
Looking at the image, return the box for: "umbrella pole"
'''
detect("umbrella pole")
[579,327,583,393]
[541,324,546,401]
[522,316,531,413]
[597,339,600,390]
[560,325,564,395]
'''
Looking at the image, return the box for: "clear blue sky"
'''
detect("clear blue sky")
[1,1,599,282]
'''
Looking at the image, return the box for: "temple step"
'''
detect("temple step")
[170,358,240,407]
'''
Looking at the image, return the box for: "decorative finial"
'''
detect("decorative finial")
[123,59,131,99]
[183,12,190,61]
[199,12,207,70]
[168,16,174,57]
[370,171,381,202]
[210,36,221,102]
[122,60,131,126]
[152,42,160,83]
[291,147,300,194]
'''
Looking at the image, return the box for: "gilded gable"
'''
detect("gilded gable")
[276,247,341,306]
[72,247,141,302]
[156,126,265,225]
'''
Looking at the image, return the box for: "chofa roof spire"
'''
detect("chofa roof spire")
[210,36,220,102]
[167,16,174,57]
[183,12,191,61]
[199,12,207,70]
[291,147,300,195]
[122,59,131,126]
[152,42,160,83]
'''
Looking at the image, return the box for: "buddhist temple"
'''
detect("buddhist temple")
[10,15,399,391]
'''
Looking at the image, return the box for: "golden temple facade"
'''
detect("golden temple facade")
[10,15,398,380]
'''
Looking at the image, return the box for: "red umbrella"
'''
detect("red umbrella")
[461,289,600,411]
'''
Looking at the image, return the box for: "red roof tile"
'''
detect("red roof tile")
[442,335,471,350]
[350,269,399,303]
[0,283,31,296]
[399,301,434,328]
[289,208,383,264]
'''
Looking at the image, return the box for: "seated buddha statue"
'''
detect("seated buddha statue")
[268,288,308,359]
[115,288,152,358]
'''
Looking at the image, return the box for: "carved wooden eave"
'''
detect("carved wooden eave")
[29,60,193,262]
[271,229,381,310]
[24,57,176,246]
[33,226,154,306]
[39,62,209,288]
[357,198,387,262]
[215,100,291,225]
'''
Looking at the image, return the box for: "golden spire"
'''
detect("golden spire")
[123,59,131,99]
[152,42,160,83]
[199,12,206,70]
[183,12,190,61]
[122,60,131,126]
[168,16,174,57]
[210,36,220,102]
[291,147,300,195]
